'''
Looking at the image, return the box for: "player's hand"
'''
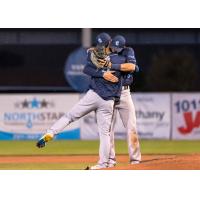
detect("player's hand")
[103,71,118,83]
[97,58,112,68]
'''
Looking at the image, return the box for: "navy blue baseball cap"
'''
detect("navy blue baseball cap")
[110,35,126,53]
[95,32,111,47]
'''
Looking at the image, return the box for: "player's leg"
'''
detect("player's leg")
[108,107,118,167]
[118,89,141,163]
[90,99,114,169]
[36,90,98,148]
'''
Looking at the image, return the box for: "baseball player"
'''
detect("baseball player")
[36,33,136,169]
[108,35,141,165]
[85,35,141,166]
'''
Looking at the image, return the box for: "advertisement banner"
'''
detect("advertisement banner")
[80,93,171,140]
[80,110,127,140]
[0,94,80,140]
[172,93,200,140]
[64,47,91,93]
[80,111,98,140]
[134,93,171,139]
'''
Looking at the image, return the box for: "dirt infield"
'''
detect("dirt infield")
[0,154,200,169]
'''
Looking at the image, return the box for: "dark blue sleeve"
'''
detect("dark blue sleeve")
[122,73,133,86]
[110,64,121,71]
[125,47,139,73]
[122,48,139,86]
[125,47,137,64]
[135,65,140,72]
[83,63,104,78]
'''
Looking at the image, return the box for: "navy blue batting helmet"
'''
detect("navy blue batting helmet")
[110,35,126,53]
[95,32,111,47]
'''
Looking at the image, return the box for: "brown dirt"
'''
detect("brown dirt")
[0,154,200,169]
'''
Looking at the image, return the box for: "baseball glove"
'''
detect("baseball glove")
[90,47,111,69]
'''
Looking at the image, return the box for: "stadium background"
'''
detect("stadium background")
[0,28,200,169]
[1,28,200,92]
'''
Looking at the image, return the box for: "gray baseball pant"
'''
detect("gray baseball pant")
[47,89,114,167]
[109,88,141,164]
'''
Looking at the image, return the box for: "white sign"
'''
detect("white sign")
[0,94,80,140]
[80,111,129,140]
[80,111,98,140]
[80,93,171,140]
[172,93,200,140]
[134,93,171,139]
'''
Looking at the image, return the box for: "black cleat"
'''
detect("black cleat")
[84,166,90,170]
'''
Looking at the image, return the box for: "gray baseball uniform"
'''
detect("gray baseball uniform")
[47,89,114,166]
[108,47,141,165]
[84,47,141,165]
[109,87,141,165]
[46,52,125,167]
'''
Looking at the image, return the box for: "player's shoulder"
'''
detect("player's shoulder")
[122,46,134,56]
[122,46,136,63]
[87,47,95,54]
[124,46,134,53]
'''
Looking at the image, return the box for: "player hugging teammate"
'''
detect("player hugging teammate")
[36,33,141,169]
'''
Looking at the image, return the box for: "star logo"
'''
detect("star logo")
[31,98,40,108]
[41,99,48,108]
[22,100,29,108]
[14,98,54,109]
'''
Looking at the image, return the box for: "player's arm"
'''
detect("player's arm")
[112,47,137,72]
[98,47,138,72]
[125,47,139,73]
[112,63,136,72]
[122,66,139,86]
[83,62,104,78]
[83,60,119,83]
[97,59,135,72]
[123,73,133,86]
[84,50,118,82]
[122,48,139,86]
[97,61,136,72]
[135,65,140,72]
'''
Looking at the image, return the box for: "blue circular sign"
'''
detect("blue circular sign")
[64,47,91,93]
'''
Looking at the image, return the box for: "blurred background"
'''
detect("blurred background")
[0,28,200,93]
[0,28,200,141]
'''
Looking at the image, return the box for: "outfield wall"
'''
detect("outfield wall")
[0,93,199,140]
[0,94,80,140]
[80,93,171,140]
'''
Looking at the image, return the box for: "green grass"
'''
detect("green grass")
[0,139,199,155]
[0,140,200,155]
[0,140,200,169]
[0,163,89,170]
[140,140,200,154]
